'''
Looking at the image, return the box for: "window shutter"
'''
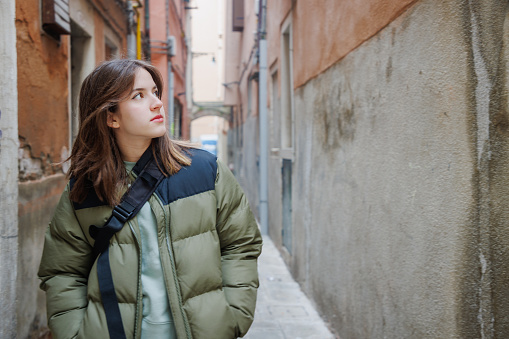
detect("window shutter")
[41,0,71,37]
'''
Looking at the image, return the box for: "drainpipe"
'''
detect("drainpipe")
[168,57,175,135]
[127,1,136,59]
[132,1,143,60]
[144,0,150,60]
[258,0,268,235]
[166,0,175,136]
[136,9,142,59]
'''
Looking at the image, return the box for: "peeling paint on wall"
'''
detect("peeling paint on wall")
[18,137,65,181]
[469,1,492,167]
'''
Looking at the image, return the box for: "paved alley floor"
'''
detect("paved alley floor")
[244,236,336,339]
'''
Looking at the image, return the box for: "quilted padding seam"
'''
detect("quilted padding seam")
[172,228,214,243]
[184,286,222,303]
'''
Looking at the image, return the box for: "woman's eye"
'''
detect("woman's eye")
[154,90,159,97]
[133,93,142,100]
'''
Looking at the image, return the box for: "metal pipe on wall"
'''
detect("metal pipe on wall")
[127,1,136,59]
[136,10,142,59]
[258,0,268,235]
[166,0,174,136]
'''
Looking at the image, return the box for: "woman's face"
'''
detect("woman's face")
[108,68,166,150]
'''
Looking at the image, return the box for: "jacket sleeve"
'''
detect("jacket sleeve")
[38,186,95,339]
[215,160,263,337]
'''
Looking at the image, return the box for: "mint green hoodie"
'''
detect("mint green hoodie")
[125,161,177,339]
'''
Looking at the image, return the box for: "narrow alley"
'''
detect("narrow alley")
[3,0,509,338]
[246,237,336,339]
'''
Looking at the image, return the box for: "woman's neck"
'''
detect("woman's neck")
[118,141,151,162]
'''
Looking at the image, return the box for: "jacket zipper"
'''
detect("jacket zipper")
[154,194,193,339]
[128,220,143,339]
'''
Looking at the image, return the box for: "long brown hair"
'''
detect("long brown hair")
[68,59,192,206]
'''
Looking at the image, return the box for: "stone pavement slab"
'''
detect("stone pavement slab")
[244,236,336,339]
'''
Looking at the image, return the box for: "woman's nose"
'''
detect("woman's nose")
[151,96,163,110]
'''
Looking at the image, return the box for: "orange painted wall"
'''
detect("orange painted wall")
[16,0,69,170]
[266,0,418,89]
[94,10,105,62]
[292,0,418,88]
[266,0,292,71]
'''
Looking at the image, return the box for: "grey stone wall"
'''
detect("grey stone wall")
[229,0,509,336]
[17,175,67,339]
[286,0,509,337]
[0,0,18,337]
[232,115,260,219]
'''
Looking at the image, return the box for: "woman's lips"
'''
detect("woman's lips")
[151,114,164,123]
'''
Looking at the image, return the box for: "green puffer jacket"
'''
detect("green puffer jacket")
[38,149,263,339]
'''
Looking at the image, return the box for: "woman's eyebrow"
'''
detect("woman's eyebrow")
[131,85,158,92]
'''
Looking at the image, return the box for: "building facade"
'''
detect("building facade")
[225,0,509,337]
[0,0,191,337]
[224,0,261,213]
[149,0,191,139]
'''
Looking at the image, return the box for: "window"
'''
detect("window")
[173,99,182,138]
[282,159,292,253]
[105,38,118,60]
[232,0,244,32]
[270,69,279,149]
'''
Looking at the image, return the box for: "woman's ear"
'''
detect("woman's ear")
[107,111,120,129]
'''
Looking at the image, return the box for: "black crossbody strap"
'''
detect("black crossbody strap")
[88,147,165,339]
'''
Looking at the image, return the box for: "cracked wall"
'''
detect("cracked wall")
[286,0,509,338]
[14,0,131,336]
[0,0,18,337]
[15,0,70,337]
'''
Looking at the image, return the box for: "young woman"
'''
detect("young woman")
[38,59,262,339]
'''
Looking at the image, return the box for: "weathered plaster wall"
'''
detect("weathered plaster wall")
[0,0,18,337]
[16,0,69,179]
[287,0,509,337]
[488,2,509,335]
[15,1,70,337]
[17,175,67,339]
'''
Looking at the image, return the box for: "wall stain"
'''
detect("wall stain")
[313,75,357,152]
[386,56,393,81]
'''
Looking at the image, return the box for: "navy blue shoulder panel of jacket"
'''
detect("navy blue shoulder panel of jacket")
[70,148,218,211]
